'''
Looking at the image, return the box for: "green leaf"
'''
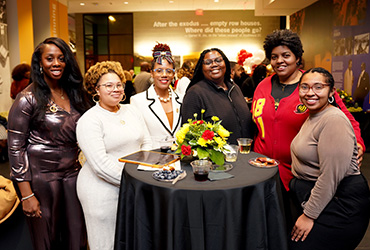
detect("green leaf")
[189,140,198,146]
[210,150,224,166]
[197,147,209,159]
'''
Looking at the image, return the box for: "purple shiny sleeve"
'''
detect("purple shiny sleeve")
[8,91,35,182]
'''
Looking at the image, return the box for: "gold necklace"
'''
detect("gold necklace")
[51,88,65,100]
[60,90,65,100]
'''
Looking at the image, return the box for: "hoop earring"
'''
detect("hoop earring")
[92,93,100,103]
[121,94,126,102]
[40,67,43,74]
[328,96,334,104]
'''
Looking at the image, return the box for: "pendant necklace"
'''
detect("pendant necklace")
[280,83,288,92]
[115,105,125,125]
[60,90,65,100]
[51,88,65,100]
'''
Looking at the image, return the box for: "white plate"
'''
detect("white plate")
[249,157,279,168]
[211,163,234,172]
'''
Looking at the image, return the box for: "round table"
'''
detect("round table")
[114,151,288,250]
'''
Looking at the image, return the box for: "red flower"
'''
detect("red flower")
[192,120,204,125]
[202,130,214,140]
[181,145,192,156]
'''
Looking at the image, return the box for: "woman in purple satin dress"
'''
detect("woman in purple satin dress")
[7,37,92,250]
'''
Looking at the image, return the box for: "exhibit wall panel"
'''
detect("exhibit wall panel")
[133,10,280,64]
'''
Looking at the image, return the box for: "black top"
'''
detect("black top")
[271,74,299,110]
[181,79,253,144]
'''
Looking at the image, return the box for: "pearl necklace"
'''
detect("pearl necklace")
[156,88,172,103]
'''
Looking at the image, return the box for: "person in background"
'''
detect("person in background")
[7,37,91,250]
[252,29,365,232]
[343,59,353,95]
[182,48,252,144]
[353,62,370,108]
[77,61,152,250]
[241,64,268,99]
[131,43,182,149]
[121,70,136,104]
[175,60,194,96]
[133,61,152,93]
[230,61,249,89]
[290,67,370,250]
[10,63,31,100]
[129,68,136,79]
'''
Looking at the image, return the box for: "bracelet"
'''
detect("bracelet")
[21,193,35,202]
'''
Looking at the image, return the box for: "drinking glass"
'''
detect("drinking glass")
[190,159,212,181]
[224,144,239,162]
[237,138,253,154]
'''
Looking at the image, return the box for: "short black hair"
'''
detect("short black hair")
[263,29,304,65]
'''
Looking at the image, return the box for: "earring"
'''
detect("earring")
[92,93,100,103]
[121,94,126,102]
[328,96,334,104]
[149,77,154,84]
[40,67,43,74]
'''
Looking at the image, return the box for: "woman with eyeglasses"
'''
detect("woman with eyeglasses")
[7,37,91,250]
[130,43,183,149]
[251,29,365,231]
[289,67,370,250]
[181,48,252,144]
[76,61,152,250]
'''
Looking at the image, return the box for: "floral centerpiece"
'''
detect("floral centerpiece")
[175,110,230,166]
[337,89,363,112]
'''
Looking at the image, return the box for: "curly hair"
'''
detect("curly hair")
[84,61,126,96]
[151,42,175,69]
[31,37,91,121]
[12,63,31,81]
[152,42,171,54]
[263,29,304,65]
[177,61,194,79]
[123,70,132,82]
[187,48,231,90]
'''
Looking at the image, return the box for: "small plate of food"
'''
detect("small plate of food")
[248,157,279,168]
[152,166,186,182]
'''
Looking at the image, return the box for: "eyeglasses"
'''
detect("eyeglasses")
[203,56,224,66]
[153,68,175,76]
[99,83,125,92]
[299,83,331,94]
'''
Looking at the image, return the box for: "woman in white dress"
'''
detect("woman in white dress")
[76,61,152,250]
[131,43,182,149]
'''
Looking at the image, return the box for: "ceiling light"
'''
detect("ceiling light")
[169,1,174,3]
[214,0,219,2]
[124,2,128,4]
[108,15,116,22]
[80,2,85,5]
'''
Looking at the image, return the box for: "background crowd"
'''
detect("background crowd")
[1,29,369,250]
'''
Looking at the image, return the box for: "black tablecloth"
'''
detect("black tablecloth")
[115,151,288,250]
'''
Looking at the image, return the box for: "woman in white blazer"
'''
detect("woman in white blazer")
[131,43,183,149]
